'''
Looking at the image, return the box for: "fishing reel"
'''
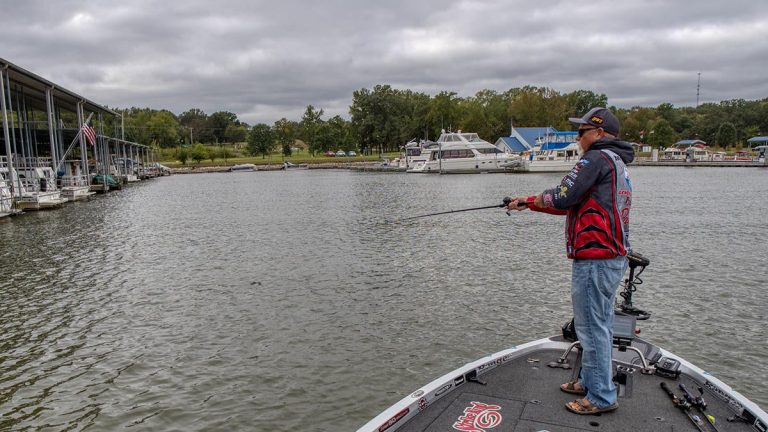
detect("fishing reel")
[617,251,651,320]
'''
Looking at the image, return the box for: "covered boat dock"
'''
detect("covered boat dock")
[0,57,162,215]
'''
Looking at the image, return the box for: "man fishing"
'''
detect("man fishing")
[507,107,634,415]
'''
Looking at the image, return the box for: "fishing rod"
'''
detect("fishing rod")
[680,383,722,432]
[660,382,708,432]
[388,197,529,223]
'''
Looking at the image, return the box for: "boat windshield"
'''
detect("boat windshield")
[476,147,503,154]
[406,148,422,156]
[431,149,475,160]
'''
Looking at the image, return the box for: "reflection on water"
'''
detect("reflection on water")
[1,167,766,430]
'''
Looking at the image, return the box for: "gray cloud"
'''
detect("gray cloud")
[2,0,767,124]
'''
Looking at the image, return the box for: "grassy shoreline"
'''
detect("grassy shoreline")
[159,152,400,169]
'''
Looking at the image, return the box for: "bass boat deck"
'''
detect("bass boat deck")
[358,255,767,432]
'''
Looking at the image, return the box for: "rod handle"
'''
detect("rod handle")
[502,196,530,207]
[661,382,676,399]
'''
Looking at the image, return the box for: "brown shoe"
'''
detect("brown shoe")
[565,398,618,415]
[560,380,587,395]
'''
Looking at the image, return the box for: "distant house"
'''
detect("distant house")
[675,139,707,147]
[495,126,558,153]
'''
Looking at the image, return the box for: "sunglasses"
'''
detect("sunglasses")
[577,127,600,137]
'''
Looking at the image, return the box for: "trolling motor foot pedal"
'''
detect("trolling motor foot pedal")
[548,341,579,369]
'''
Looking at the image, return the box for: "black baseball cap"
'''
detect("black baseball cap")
[569,107,620,137]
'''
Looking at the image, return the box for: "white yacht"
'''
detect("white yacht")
[407,131,517,173]
[6,156,65,210]
[504,131,580,172]
[391,139,436,170]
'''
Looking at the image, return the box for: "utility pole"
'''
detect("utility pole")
[696,72,701,107]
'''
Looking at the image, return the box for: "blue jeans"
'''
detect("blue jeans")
[571,256,628,408]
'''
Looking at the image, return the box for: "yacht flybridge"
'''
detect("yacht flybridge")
[407,131,518,174]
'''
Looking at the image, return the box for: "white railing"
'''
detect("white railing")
[13,156,53,169]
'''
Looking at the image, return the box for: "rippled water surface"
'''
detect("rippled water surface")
[1,167,766,431]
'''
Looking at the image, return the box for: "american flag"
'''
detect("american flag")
[82,123,96,146]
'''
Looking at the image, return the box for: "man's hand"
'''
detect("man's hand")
[507,196,530,211]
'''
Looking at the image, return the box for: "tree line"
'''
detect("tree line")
[113,85,768,156]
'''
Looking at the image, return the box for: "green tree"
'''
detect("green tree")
[225,124,248,143]
[208,111,239,144]
[428,91,459,134]
[648,119,676,148]
[248,124,275,158]
[566,90,608,117]
[619,107,659,143]
[395,90,432,144]
[177,108,210,144]
[273,118,297,159]
[123,108,153,145]
[147,110,180,148]
[744,125,760,146]
[509,86,569,128]
[459,89,511,141]
[189,143,208,164]
[178,148,189,165]
[715,122,737,149]
[299,105,324,156]
[325,115,354,150]
[352,85,432,153]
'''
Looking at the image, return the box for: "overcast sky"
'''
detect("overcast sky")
[2,0,767,124]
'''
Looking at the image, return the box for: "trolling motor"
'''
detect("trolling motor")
[617,251,651,320]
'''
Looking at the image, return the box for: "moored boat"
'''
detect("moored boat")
[504,131,580,172]
[0,164,15,218]
[91,173,120,191]
[282,161,308,170]
[60,160,95,201]
[5,156,65,210]
[408,131,517,174]
[357,255,768,432]
[230,163,257,172]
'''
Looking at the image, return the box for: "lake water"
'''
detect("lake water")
[1,167,766,431]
